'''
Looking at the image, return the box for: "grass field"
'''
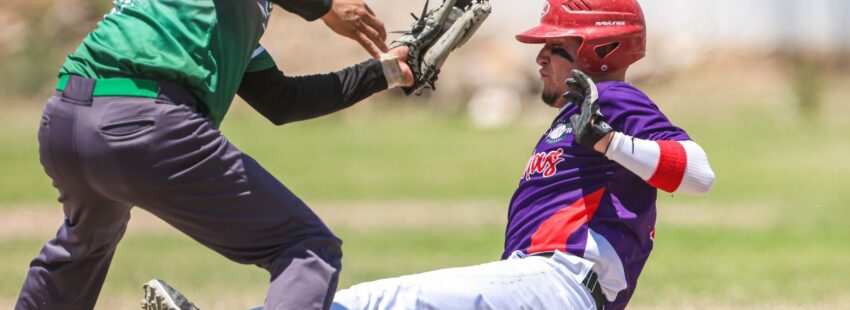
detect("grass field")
[1,86,849,309]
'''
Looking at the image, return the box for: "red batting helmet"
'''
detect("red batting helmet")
[517,0,646,74]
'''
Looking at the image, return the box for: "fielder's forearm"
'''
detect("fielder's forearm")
[604,132,716,195]
[270,0,332,21]
[237,59,388,125]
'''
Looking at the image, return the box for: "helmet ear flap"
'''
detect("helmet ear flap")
[594,42,620,60]
[578,39,629,73]
[576,39,606,74]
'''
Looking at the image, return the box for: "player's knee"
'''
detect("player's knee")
[333,278,414,309]
[264,234,343,274]
[315,234,343,269]
[416,282,496,309]
[52,218,128,259]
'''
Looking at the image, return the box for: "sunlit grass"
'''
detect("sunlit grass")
[1,99,849,309]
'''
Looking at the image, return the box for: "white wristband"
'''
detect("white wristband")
[379,54,403,89]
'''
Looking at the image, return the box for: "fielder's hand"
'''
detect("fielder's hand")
[565,70,613,152]
[384,46,415,87]
[322,0,389,59]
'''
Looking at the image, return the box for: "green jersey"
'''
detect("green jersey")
[60,0,278,127]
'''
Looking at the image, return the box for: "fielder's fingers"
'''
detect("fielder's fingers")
[356,32,382,59]
[365,3,375,14]
[362,6,388,41]
[360,24,388,52]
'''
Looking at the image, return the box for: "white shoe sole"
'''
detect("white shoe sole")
[141,280,188,310]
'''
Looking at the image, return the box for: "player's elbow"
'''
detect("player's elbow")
[677,141,715,195]
[691,169,716,195]
[674,168,715,195]
[702,169,716,194]
[269,115,290,126]
[253,106,300,126]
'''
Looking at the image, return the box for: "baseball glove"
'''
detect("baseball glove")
[392,0,491,95]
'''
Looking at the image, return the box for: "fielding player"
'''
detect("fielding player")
[15,0,415,309]
[143,0,716,309]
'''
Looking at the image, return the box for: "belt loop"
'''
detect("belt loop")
[155,80,208,116]
[155,80,180,105]
[60,75,95,106]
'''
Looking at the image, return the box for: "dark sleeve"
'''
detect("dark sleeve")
[269,0,333,21]
[237,59,388,125]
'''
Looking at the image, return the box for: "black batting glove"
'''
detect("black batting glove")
[564,70,613,151]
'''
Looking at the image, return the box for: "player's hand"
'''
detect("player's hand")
[384,46,415,87]
[321,0,388,59]
[565,70,614,152]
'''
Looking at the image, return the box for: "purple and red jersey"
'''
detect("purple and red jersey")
[502,81,690,309]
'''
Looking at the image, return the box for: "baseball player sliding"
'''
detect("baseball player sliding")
[142,0,715,309]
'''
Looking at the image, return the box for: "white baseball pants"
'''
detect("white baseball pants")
[331,250,597,310]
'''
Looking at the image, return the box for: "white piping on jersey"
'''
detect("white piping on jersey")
[251,46,266,59]
[559,101,574,113]
[584,229,628,302]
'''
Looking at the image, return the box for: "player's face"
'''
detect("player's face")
[536,38,581,108]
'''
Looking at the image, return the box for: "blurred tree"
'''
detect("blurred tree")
[834,0,850,69]
[772,0,824,120]
[0,0,112,96]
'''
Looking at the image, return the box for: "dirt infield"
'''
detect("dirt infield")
[0,201,510,241]
[0,200,780,241]
[1,201,842,309]
[3,292,844,309]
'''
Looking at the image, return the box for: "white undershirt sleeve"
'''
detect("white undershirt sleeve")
[604,132,715,195]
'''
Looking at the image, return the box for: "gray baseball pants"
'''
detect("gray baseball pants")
[16,76,342,310]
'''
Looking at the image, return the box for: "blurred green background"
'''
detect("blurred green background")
[2,0,850,309]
